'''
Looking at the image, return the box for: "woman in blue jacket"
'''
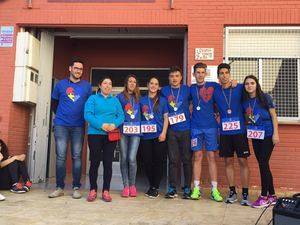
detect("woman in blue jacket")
[84,77,124,202]
[117,74,141,197]
[140,77,168,198]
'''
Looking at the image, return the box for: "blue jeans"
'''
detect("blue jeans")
[119,135,140,187]
[54,125,84,189]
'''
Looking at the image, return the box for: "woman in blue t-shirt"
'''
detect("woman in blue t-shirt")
[116,74,141,197]
[140,77,169,198]
[242,75,279,208]
[84,77,124,202]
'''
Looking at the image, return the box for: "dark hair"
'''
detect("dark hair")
[69,59,84,67]
[217,63,230,76]
[122,74,140,103]
[148,77,161,112]
[169,66,182,75]
[242,75,269,109]
[0,139,9,160]
[193,62,207,73]
[97,76,112,93]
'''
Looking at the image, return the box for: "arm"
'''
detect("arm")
[269,108,279,145]
[158,113,169,142]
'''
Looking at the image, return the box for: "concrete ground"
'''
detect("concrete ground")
[0,185,276,225]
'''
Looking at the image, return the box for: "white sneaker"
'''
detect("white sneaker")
[0,193,5,201]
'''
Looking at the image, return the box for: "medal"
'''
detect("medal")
[227,109,232,114]
[174,107,178,112]
[149,114,154,119]
[196,106,201,111]
[130,115,135,119]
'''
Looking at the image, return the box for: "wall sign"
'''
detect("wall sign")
[48,0,154,2]
[0,26,14,48]
[195,48,214,60]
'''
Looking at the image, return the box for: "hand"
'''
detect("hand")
[0,153,3,161]
[272,133,280,145]
[16,154,26,161]
[231,79,238,88]
[158,132,166,142]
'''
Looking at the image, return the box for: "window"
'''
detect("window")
[225,27,300,122]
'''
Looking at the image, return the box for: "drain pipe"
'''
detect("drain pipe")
[27,0,33,9]
[169,0,174,9]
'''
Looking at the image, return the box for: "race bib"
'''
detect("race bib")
[141,121,157,133]
[123,122,140,134]
[168,113,186,125]
[221,117,241,131]
[247,125,265,140]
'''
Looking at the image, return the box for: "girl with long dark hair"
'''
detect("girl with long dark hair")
[242,75,279,208]
[0,139,32,194]
[140,77,168,198]
[117,74,141,197]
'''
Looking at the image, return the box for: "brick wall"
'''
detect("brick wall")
[0,0,300,190]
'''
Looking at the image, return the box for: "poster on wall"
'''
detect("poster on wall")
[0,26,14,48]
[191,65,218,84]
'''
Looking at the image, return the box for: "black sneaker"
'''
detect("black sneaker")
[10,183,26,194]
[165,186,177,199]
[182,186,191,199]
[145,187,159,199]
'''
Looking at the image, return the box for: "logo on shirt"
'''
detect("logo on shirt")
[199,87,214,102]
[66,87,80,102]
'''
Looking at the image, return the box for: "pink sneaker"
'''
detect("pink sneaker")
[102,190,112,202]
[251,196,270,208]
[121,186,129,197]
[87,189,97,202]
[129,185,137,197]
[268,195,278,205]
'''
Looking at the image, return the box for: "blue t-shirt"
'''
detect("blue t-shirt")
[213,84,246,135]
[116,92,141,135]
[140,95,168,140]
[84,93,125,135]
[51,78,92,127]
[242,94,275,137]
[190,82,218,130]
[161,84,191,132]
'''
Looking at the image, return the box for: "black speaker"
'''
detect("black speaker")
[273,193,300,225]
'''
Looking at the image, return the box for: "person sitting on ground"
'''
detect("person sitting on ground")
[0,139,32,193]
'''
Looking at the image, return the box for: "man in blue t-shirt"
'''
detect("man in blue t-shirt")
[190,63,223,202]
[49,59,92,199]
[161,66,192,199]
[213,63,250,206]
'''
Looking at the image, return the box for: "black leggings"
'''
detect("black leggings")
[252,137,275,196]
[88,135,117,192]
[140,138,166,189]
[0,160,30,190]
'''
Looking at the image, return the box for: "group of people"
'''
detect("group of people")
[0,59,279,209]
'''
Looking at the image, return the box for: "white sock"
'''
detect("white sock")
[194,180,200,188]
[211,181,218,190]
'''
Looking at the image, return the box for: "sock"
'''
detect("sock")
[211,181,218,191]
[229,186,236,194]
[242,187,249,197]
[194,180,200,188]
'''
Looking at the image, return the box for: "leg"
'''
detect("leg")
[70,126,84,189]
[54,125,69,189]
[88,135,103,191]
[140,139,154,188]
[127,135,140,186]
[119,134,129,187]
[102,137,117,191]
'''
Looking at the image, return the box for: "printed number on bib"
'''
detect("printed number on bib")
[168,113,186,125]
[247,126,265,140]
[141,124,157,133]
[221,118,240,131]
[123,123,140,134]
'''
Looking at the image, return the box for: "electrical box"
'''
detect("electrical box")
[13,32,40,105]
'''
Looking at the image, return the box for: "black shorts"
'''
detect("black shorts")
[219,133,250,158]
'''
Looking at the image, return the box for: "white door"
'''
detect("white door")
[28,31,54,182]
